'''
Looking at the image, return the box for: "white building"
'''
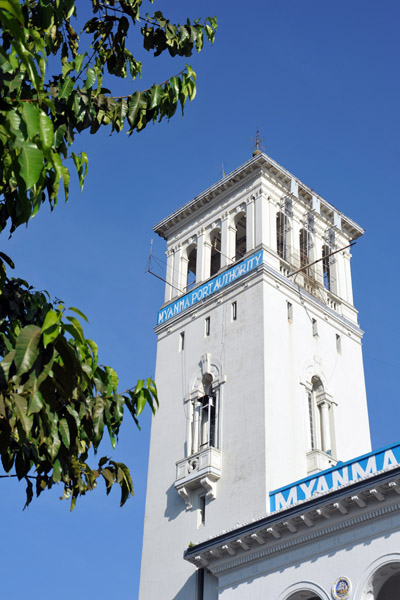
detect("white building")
[139,151,400,600]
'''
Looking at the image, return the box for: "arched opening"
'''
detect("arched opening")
[189,373,219,456]
[378,571,400,598]
[199,374,216,450]
[210,229,221,277]
[235,213,246,261]
[286,592,322,600]
[322,244,331,290]
[308,377,332,455]
[277,211,290,261]
[299,228,311,270]
[186,244,197,291]
[364,561,400,600]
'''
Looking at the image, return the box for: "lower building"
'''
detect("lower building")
[185,444,400,599]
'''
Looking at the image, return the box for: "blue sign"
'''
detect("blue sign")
[269,441,400,512]
[157,250,264,325]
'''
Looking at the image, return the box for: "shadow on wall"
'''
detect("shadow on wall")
[165,482,184,521]
[173,573,196,600]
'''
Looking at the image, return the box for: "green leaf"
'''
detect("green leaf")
[74,53,84,73]
[149,84,163,110]
[61,166,70,201]
[22,103,40,140]
[59,77,74,99]
[39,111,54,150]
[59,418,70,449]
[27,390,44,416]
[52,459,62,483]
[0,0,24,24]
[93,396,105,441]
[13,394,33,434]
[0,350,16,388]
[84,67,96,90]
[18,144,44,190]
[68,306,88,322]
[23,477,33,510]
[0,251,15,269]
[101,467,114,494]
[65,316,85,344]
[42,309,60,348]
[14,325,41,375]
[136,389,147,416]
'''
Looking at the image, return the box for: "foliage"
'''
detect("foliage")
[0,0,217,508]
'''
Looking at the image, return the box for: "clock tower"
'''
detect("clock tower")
[139,151,371,600]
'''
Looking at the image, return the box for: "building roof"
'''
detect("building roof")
[153,152,364,240]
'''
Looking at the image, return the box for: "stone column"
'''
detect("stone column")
[343,249,354,305]
[254,194,268,247]
[172,246,185,295]
[196,230,209,284]
[164,249,174,302]
[221,214,235,268]
[186,400,193,457]
[246,198,255,252]
[192,400,201,454]
[319,400,331,454]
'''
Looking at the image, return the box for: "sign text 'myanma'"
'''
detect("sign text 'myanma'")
[157,250,264,325]
[269,442,400,512]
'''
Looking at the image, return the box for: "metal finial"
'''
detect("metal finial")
[252,128,265,156]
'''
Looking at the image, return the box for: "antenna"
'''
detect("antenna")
[145,239,185,294]
[146,238,154,272]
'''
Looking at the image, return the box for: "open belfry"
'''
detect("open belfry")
[139,149,400,600]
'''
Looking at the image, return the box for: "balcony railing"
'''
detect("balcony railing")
[175,447,221,509]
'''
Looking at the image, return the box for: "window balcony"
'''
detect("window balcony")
[175,447,221,509]
[307,449,337,474]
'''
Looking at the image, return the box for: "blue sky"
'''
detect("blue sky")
[1,1,400,598]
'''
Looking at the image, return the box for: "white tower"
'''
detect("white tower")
[139,152,371,600]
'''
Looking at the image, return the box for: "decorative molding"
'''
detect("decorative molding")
[200,476,217,500]
[177,486,192,510]
[207,501,400,575]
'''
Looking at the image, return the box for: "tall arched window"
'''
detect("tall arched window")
[210,229,221,277]
[189,374,220,456]
[299,228,311,270]
[308,377,333,455]
[322,244,331,290]
[186,244,197,291]
[235,213,246,261]
[276,211,289,260]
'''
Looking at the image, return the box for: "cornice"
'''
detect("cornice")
[153,153,364,241]
[154,251,363,337]
[209,501,400,576]
[184,466,400,572]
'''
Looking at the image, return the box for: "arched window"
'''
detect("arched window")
[308,377,333,455]
[363,561,400,600]
[300,228,311,270]
[186,244,197,291]
[276,211,290,260]
[189,374,220,456]
[286,593,322,600]
[378,572,400,599]
[210,229,221,277]
[322,244,331,290]
[235,213,246,261]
